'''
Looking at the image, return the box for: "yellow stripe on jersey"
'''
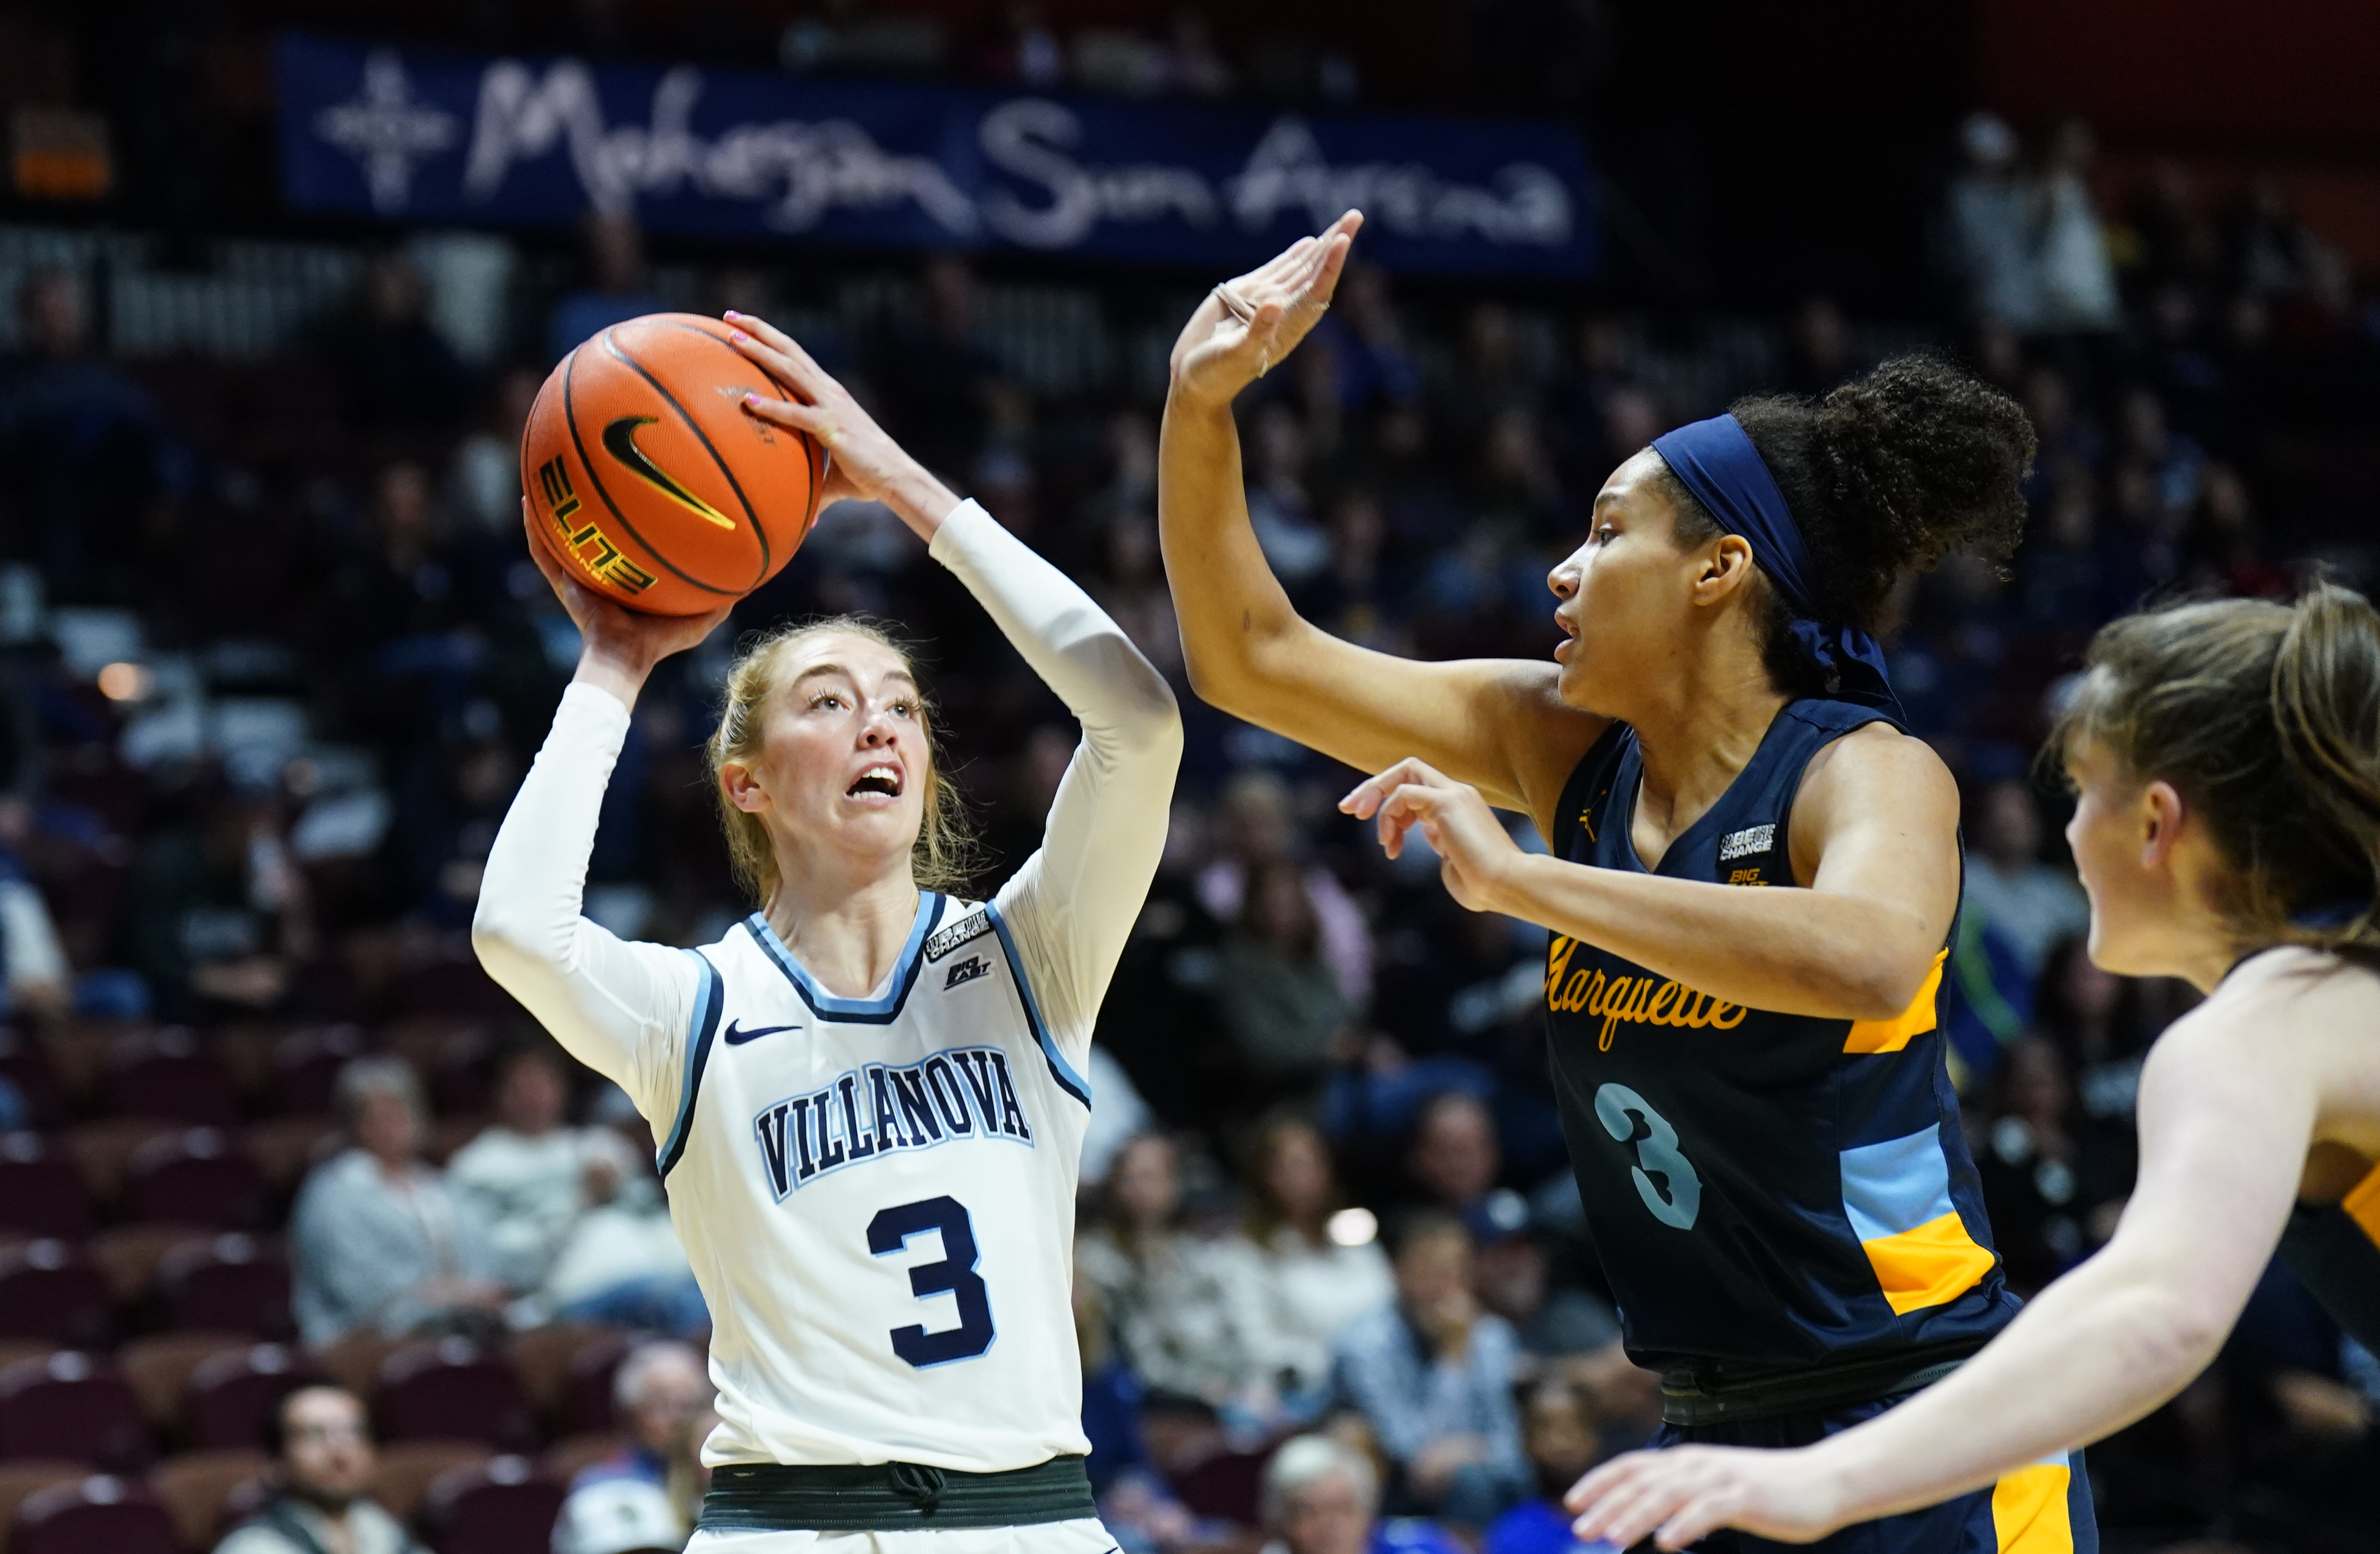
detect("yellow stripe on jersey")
[1860,1209,2000,1316]
[1991,1458,2075,1553]
[1843,949,1948,1054]
[2344,1159,2380,1246]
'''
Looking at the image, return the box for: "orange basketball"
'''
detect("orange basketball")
[521,313,826,616]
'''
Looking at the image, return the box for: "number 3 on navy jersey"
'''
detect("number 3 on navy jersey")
[868,1196,996,1367]
[1594,1084,1702,1229]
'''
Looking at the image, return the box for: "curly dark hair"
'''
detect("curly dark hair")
[1655,354,2035,696]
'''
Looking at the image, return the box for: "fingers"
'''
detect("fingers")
[1341,758,1446,817]
[723,310,820,375]
[741,394,840,449]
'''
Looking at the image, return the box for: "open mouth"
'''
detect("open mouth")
[847,764,904,799]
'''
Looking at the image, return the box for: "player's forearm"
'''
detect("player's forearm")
[1156,389,1309,713]
[1804,1251,2227,1526]
[1494,854,1941,1020]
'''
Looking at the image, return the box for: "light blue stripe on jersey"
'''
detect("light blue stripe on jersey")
[983,900,1091,1109]
[745,893,942,1023]
[657,948,725,1176]
[1839,1122,1956,1243]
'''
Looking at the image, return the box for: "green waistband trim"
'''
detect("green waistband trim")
[698,1455,1097,1532]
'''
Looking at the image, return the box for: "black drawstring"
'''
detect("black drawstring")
[887,1462,947,1512]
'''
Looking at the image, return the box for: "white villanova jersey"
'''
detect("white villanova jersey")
[664,891,1095,1473]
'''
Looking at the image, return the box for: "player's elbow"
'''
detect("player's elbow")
[1835,944,1938,1022]
[470,899,543,983]
[2115,1282,2231,1386]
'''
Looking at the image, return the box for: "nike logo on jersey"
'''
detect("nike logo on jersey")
[723,1020,796,1046]
[752,1046,1032,1199]
[601,415,739,530]
[943,955,990,990]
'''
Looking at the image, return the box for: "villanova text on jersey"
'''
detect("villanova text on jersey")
[753,1045,1035,1199]
[1547,699,2019,1373]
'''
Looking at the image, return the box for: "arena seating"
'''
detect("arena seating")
[0,1017,609,1552]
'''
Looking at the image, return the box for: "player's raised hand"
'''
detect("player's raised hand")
[1169,210,1363,406]
[1564,1443,1850,1550]
[1340,757,1523,914]
[725,310,959,540]
[524,500,731,704]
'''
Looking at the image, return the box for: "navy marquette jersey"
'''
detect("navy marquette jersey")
[2280,1160,2380,1355]
[1546,699,2019,1373]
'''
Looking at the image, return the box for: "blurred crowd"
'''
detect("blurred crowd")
[0,85,2371,1552]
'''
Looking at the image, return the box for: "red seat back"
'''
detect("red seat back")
[377,1340,535,1451]
[270,1026,368,1116]
[124,1131,265,1229]
[12,1474,180,1554]
[0,1245,108,1348]
[0,1142,90,1241]
[183,1344,320,1451]
[0,1355,149,1471]
[107,1030,241,1127]
[425,1456,568,1554]
[159,1235,291,1337]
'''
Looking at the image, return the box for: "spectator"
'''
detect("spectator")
[552,1477,684,1554]
[1960,777,2090,985]
[291,1056,506,1343]
[1407,1092,1511,1235]
[338,252,474,436]
[448,1035,641,1292]
[1946,113,2038,331]
[1258,1432,1465,1554]
[0,265,174,604]
[1217,1114,1396,1420]
[1974,1035,2126,1294]
[215,1385,420,1554]
[2029,119,2122,337]
[1200,769,1373,1009]
[547,212,664,365]
[1332,1212,1528,1530]
[1473,1229,1619,1376]
[0,799,68,1022]
[1215,857,1355,1095]
[1074,1132,1255,1410]
[576,1341,711,1492]
[1480,1380,1606,1554]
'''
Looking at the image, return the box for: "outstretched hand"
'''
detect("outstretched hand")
[1564,1443,1850,1550]
[1169,210,1362,406]
[726,310,959,541]
[1340,757,1525,914]
[524,501,731,707]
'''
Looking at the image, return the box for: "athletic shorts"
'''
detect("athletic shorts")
[687,1520,1122,1553]
[1646,1393,2098,1553]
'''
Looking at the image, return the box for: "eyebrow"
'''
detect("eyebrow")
[791,663,918,691]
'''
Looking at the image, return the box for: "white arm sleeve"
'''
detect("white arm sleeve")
[472,682,701,1130]
[933,500,1181,1062]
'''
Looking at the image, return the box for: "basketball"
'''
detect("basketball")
[521,312,826,615]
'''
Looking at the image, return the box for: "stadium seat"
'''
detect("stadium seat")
[508,1323,621,1438]
[89,1223,211,1310]
[245,1116,338,1199]
[123,1129,266,1229]
[539,1431,625,1485]
[0,1138,91,1241]
[10,1474,179,1554]
[0,1034,62,1129]
[150,1447,270,1549]
[0,1353,148,1470]
[1171,1447,1271,1527]
[105,1029,241,1127]
[424,1455,568,1554]
[115,1331,247,1437]
[61,1120,175,1211]
[157,1234,291,1337]
[270,1024,369,1116]
[0,1243,108,1348]
[314,1330,403,1400]
[371,1440,492,1525]
[0,1461,82,1545]
[382,1017,492,1116]
[375,1339,535,1451]
[183,1343,321,1452]
[566,1328,634,1434]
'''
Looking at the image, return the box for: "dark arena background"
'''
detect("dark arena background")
[0,0,2371,1550]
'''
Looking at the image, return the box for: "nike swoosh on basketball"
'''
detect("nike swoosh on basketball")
[722,1020,796,1046]
[601,415,738,530]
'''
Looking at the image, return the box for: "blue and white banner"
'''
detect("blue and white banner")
[275,33,1597,278]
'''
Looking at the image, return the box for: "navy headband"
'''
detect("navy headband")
[1649,413,1899,713]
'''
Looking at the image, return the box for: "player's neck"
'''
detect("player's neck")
[1627,655,1789,840]
[763,867,926,999]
